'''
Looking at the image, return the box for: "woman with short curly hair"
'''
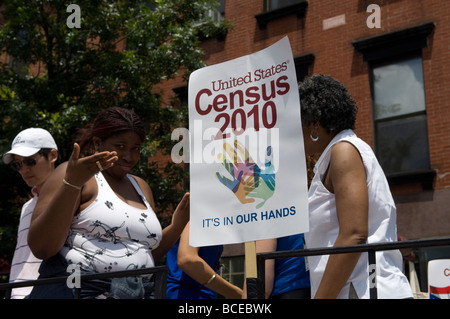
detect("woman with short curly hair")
[300,74,412,299]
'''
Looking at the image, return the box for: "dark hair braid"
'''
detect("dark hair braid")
[78,107,146,154]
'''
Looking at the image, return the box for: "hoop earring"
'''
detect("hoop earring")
[310,133,319,142]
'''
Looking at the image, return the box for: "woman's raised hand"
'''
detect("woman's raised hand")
[64,143,118,188]
[172,192,190,230]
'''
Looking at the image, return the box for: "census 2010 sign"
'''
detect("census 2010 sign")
[188,37,309,247]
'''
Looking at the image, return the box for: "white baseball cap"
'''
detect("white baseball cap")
[2,128,58,164]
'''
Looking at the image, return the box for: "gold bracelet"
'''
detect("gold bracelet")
[204,273,216,285]
[63,178,82,191]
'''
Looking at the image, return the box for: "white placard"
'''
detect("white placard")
[428,259,450,299]
[188,37,309,247]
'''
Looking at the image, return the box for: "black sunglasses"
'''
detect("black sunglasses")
[11,154,43,171]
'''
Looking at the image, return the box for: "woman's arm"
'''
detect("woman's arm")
[28,143,117,259]
[314,142,369,299]
[28,162,81,259]
[177,222,243,299]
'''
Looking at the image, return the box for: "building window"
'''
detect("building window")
[255,0,308,29]
[353,22,436,189]
[195,0,228,40]
[264,0,302,11]
[294,53,315,82]
[203,0,225,22]
[220,255,245,289]
[371,55,431,175]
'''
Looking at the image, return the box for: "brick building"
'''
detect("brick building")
[1,0,448,293]
[160,0,450,288]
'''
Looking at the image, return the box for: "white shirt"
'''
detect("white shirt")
[9,189,42,299]
[61,172,162,274]
[305,130,412,299]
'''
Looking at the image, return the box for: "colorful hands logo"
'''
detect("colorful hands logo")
[216,140,275,209]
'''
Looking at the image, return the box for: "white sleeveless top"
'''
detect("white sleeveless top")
[61,172,162,274]
[304,129,412,299]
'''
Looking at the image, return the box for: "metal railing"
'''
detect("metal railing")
[2,237,450,299]
[0,265,168,299]
[251,237,450,299]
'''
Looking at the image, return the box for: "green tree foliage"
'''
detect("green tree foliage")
[0,0,231,271]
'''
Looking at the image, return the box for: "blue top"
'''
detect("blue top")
[270,233,310,297]
[166,239,223,299]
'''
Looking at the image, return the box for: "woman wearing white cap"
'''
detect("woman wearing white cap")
[2,128,58,298]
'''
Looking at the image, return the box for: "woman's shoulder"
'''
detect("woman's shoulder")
[128,174,156,208]
[128,174,150,190]
[54,160,69,174]
[330,140,366,176]
[335,131,373,154]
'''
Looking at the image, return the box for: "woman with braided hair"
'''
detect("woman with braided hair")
[28,107,189,298]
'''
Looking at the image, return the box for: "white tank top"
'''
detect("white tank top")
[61,172,162,274]
[304,129,412,299]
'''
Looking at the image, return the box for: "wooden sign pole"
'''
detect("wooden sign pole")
[245,241,257,278]
[245,241,260,299]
